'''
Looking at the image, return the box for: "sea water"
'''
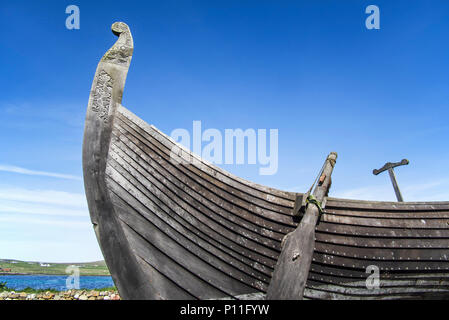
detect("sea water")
[0,275,114,291]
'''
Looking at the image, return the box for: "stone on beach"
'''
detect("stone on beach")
[0,289,120,300]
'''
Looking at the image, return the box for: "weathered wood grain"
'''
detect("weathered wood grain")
[266,152,338,300]
[314,232,449,249]
[107,144,282,259]
[117,108,296,209]
[83,23,449,300]
[118,106,296,203]
[324,208,449,219]
[82,22,155,299]
[110,133,289,243]
[316,222,449,238]
[107,176,258,297]
[326,198,449,211]
[113,116,296,229]
[106,162,272,286]
[321,214,449,229]
[106,146,279,270]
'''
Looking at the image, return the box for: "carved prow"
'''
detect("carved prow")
[102,22,134,79]
[82,23,154,299]
[84,21,134,223]
[94,22,134,113]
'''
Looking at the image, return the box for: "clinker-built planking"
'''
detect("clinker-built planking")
[83,22,449,300]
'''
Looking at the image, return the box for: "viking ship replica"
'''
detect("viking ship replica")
[83,22,449,300]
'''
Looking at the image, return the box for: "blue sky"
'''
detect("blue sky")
[0,1,448,262]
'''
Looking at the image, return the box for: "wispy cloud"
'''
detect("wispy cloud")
[333,185,396,202]
[0,164,81,181]
[0,187,88,218]
[0,215,90,228]
[0,188,87,208]
[0,202,87,217]
[1,101,85,128]
[0,188,97,263]
[333,179,449,202]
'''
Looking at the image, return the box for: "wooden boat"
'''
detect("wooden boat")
[83,22,449,300]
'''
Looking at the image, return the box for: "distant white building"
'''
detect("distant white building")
[40,263,51,267]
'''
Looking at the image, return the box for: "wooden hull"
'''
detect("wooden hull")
[83,23,449,300]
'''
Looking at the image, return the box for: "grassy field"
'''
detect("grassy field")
[0,259,111,276]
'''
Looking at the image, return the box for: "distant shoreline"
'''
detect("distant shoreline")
[0,259,110,277]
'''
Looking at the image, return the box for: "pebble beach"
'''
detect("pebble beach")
[0,289,120,300]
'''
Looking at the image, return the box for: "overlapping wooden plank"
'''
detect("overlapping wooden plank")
[106,168,268,293]
[118,216,229,299]
[114,117,294,219]
[112,121,296,229]
[303,288,420,300]
[107,151,277,274]
[308,271,449,288]
[305,280,449,298]
[108,146,281,262]
[310,263,449,280]
[316,222,449,238]
[132,248,196,300]
[107,152,276,277]
[327,198,449,212]
[325,208,449,219]
[315,232,449,249]
[107,179,258,297]
[115,112,295,213]
[110,134,289,241]
[312,252,449,271]
[118,106,296,203]
[314,242,449,263]
[321,214,449,229]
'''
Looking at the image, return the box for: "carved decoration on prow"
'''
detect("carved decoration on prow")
[91,70,114,123]
[101,22,134,67]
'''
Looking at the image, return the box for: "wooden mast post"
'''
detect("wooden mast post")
[266,152,337,300]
